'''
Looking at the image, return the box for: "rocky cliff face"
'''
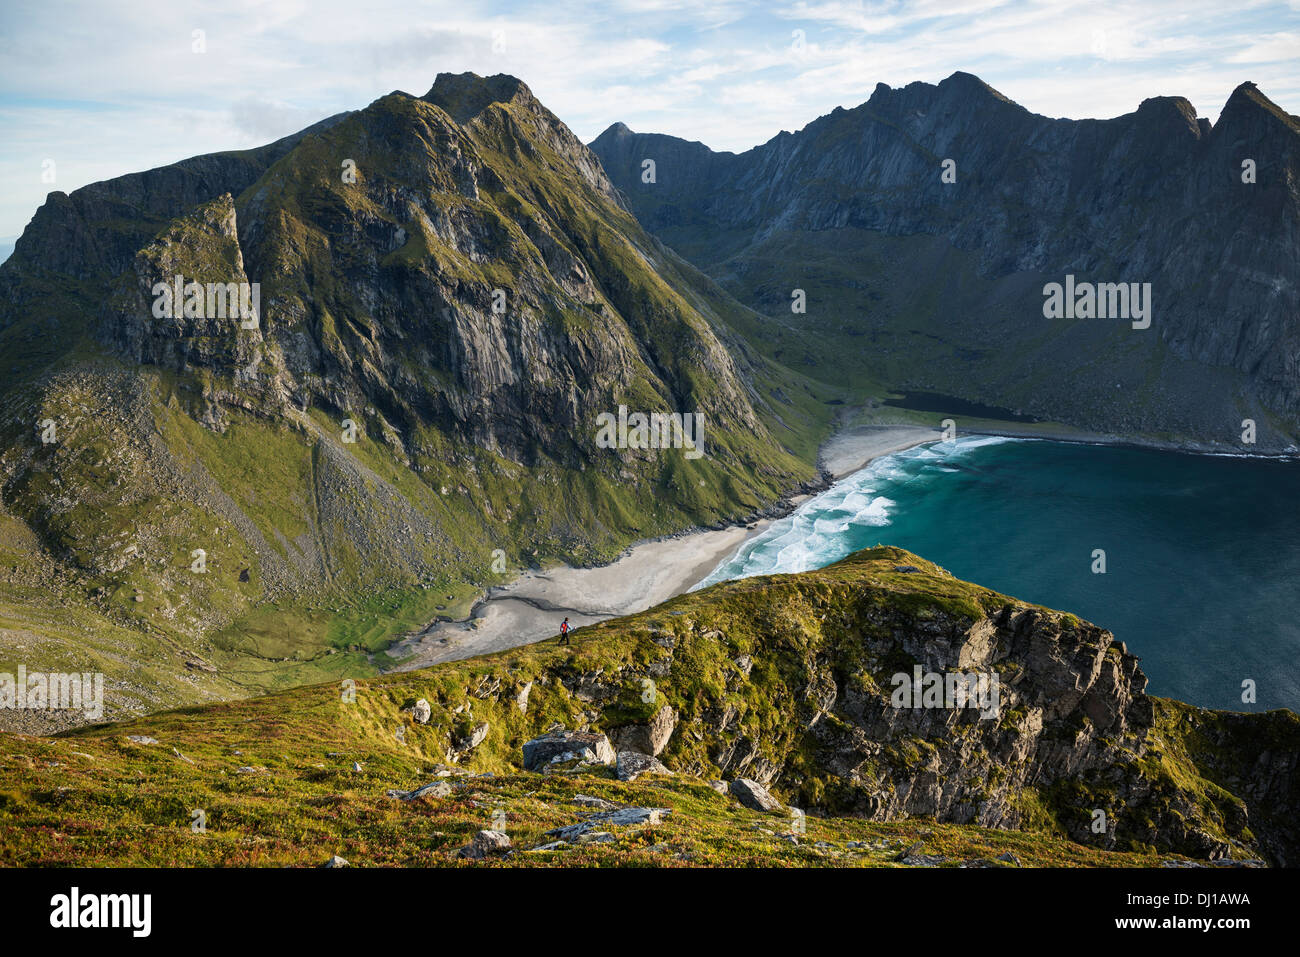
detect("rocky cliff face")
[0,74,825,710]
[592,74,1300,446]
[490,547,1300,863]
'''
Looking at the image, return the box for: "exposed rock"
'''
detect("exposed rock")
[514,682,533,714]
[388,780,455,801]
[403,699,432,724]
[456,829,511,859]
[323,855,349,868]
[617,751,674,782]
[457,721,490,751]
[547,807,668,841]
[522,730,616,771]
[609,704,676,756]
[731,778,783,812]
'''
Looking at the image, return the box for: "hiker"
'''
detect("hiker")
[558,617,571,645]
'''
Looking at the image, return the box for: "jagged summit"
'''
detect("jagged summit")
[1133,94,1202,137]
[590,74,1300,447]
[1218,79,1300,132]
[597,120,634,138]
[422,71,536,122]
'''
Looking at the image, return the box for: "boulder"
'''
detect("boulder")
[610,705,676,756]
[457,829,511,859]
[457,721,490,751]
[547,807,668,842]
[617,751,674,782]
[730,778,783,812]
[403,698,432,724]
[388,780,455,801]
[522,730,615,771]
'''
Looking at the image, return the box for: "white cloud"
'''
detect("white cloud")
[0,0,1297,238]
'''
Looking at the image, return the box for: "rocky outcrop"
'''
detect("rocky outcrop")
[616,751,673,782]
[522,730,616,771]
[731,778,783,812]
[609,704,676,756]
[456,829,511,859]
[447,546,1297,864]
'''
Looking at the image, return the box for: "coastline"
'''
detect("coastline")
[964,424,1299,460]
[386,425,940,670]
[384,420,1297,671]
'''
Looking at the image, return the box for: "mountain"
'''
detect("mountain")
[591,73,1300,447]
[0,73,831,722]
[3,547,1295,866]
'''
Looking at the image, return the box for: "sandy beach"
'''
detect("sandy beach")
[386,425,940,670]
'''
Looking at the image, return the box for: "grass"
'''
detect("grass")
[0,546,1284,867]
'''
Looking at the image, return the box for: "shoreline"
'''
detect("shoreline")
[386,425,940,670]
[964,424,1299,461]
[384,421,1298,671]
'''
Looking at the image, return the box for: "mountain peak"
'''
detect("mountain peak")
[1218,79,1300,133]
[422,71,537,123]
[936,70,1015,107]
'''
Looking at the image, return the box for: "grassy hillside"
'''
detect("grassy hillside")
[1,547,1290,867]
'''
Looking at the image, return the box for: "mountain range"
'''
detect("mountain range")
[2,68,1299,869]
[591,72,1300,447]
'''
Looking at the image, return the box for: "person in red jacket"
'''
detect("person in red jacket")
[558,617,571,646]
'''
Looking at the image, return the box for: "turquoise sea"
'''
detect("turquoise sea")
[697,436,1300,713]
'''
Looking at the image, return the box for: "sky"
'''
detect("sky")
[1,0,1298,243]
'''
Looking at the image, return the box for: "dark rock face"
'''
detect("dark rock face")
[0,72,816,650]
[808,601,1153,828]
[16,74,775,469]
[592,74,1300,445]
[2,113,350,285]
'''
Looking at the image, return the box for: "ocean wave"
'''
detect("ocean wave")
[692,435,1019,589]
